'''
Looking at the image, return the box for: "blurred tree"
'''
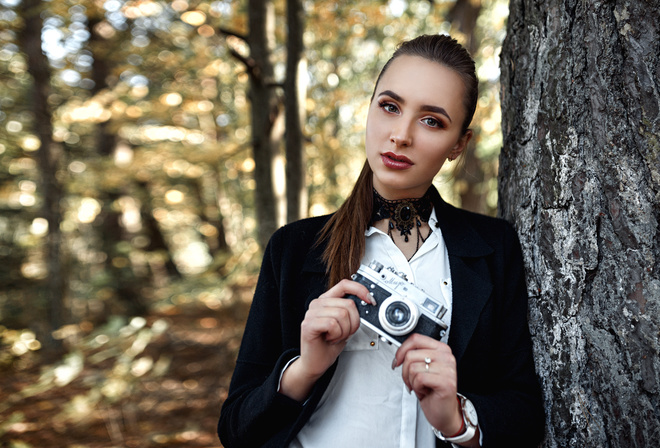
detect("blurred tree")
[0,3,36,327]
[285,0,306,223]
[86,3,149,317]
[222,0,285,248]
[17,0,65,354]
[447,0,486,214]
[0,0,511,355]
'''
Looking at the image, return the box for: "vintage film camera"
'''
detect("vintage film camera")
[346,260,450,347]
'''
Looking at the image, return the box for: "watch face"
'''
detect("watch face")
[464,399,478,426]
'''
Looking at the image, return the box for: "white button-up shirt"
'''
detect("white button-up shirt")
[290,208,453,447]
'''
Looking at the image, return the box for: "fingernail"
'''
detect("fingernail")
[391,357,397,370]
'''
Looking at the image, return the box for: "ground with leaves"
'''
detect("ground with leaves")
[0,282,254,448]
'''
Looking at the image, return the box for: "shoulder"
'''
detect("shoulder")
[453,206,515,237]
[264,214,334,265]
[431,186,518,249]
[436,199,521,258]
[270,214,333,244]
[264,215,332,275]
[281,213,333,233]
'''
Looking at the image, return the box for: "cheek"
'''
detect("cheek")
[365,120,382,151]
[423,134,459,155]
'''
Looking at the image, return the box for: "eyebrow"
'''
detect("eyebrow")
[378,89,453,123]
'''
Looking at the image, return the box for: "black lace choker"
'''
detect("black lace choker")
[371,188,434,243]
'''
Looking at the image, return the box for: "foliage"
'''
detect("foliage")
[0,272,254,446]
[0,0,508,330]
[0,0,508,443]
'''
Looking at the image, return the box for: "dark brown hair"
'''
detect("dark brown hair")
[318,34,479,286]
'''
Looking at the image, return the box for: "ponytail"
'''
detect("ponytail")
[318,161,373,286]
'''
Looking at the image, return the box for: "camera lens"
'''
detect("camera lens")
[386,303,411,326]
[378,297,419,336]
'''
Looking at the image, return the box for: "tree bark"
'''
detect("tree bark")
[248,0,285,247]
[285,0,307,223]
[500,0,660,446]
[18,0,66,354]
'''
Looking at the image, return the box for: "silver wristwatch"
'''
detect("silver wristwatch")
[433,393,478,445]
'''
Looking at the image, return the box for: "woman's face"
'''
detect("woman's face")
[365,55,472,199]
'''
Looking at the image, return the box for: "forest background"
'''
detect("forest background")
[2,0,520,446]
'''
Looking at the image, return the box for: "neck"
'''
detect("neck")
[371,188,433,233]
[370,187,435,260]
[372,182,433,201]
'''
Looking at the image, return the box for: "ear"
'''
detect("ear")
[449,129,472,160]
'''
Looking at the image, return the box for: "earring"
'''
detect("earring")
[447,157,454,162]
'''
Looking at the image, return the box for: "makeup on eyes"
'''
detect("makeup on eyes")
[376,90,452,126]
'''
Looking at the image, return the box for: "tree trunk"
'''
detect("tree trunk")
[499,1,660,446]
[88,15,117,156]
[18,0,66,354]
[285,0,307,223]
[191,174,230,256]
[447,0,484,214]
[248,0,285,247]
[136,181,182,281]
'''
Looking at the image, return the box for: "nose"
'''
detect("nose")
[390,122,413,147]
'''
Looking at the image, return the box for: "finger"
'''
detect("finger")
[409,370,457,408]
[309,297,361,340]
[304,301,359,343]
[320,279,375,305]
[400,350,425,391]
[301,314,348,343]
[308,298,360,329]
[393,333,448,369]
[408,355,457,398]
[400,346,456,394]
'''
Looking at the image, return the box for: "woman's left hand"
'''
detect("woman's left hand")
[392,333,464,437]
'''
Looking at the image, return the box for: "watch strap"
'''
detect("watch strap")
[433,394,478,444]
[435,423,476,444]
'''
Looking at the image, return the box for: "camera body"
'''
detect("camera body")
[346,260,449,347]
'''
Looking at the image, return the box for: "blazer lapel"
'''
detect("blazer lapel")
[431,189,494,365]
[446,254,493,364]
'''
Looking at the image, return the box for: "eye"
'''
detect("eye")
[421,116,444,129]
[378,101,399,114]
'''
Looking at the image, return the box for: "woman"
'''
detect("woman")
[218,34,545,447]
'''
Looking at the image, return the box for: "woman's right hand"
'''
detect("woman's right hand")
[279,279,374,402]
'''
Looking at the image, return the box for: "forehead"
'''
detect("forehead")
[375,55,466,110]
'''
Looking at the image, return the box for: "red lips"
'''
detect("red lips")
[381,152,413,169]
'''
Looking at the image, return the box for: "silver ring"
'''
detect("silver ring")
[424,356,431,371]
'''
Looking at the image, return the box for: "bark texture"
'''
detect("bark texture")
[499,1,660,446]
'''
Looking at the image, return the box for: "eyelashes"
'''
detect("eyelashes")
[422,117,443,129]
[378,100,399,114]
[377,101,445,129]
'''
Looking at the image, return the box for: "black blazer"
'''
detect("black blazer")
[218,188,544,447]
